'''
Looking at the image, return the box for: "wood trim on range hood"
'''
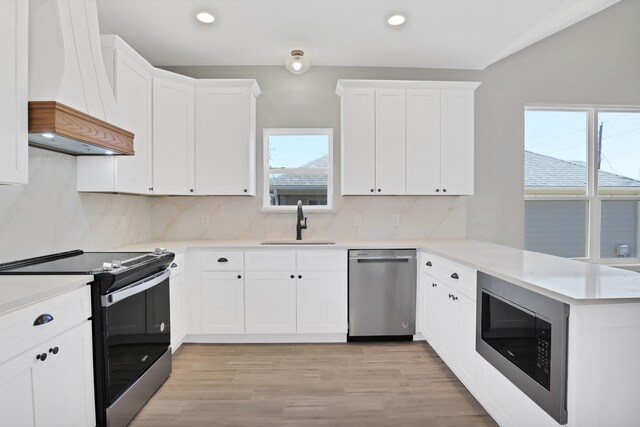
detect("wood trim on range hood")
[28,101,135,156]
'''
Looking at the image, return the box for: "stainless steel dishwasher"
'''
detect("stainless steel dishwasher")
[348,249,417,340]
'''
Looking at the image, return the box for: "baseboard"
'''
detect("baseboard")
[184,333,347,343]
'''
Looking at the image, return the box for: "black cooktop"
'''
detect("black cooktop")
[0,250,175,293]
[0,250,151,274]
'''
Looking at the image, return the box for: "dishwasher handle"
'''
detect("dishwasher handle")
[351,256,416,261]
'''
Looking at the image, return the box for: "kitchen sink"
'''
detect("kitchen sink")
[260,240,336,245]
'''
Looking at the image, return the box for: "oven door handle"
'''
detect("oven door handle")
[101,269,171,307]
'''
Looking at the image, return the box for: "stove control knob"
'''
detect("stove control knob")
[154,247,167,255]
[102,262,113,271]
[112,260,122,269]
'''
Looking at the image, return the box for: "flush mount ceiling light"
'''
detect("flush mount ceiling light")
[285,50,310,74]
[387,14,406,26]
[196,11,215,24]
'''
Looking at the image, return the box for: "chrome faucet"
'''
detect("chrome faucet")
[296,200,307,240]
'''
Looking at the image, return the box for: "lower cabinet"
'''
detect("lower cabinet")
[244,271,297,334]
[169,271,186,350]
[0,321,95,427]
[201,271,245,334]
[297,270,347,334]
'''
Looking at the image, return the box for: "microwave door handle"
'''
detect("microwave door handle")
[101,269,171,307]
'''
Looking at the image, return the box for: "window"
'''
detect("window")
[524,107,640,260]
[263,129,333,211]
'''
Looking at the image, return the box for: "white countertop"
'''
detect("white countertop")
[0,275,93,316]
[113,239,640,303]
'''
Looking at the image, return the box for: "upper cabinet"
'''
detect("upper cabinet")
[194,82,258,196]
[152,69,195,195]
[0,0,28,185]
[77,36,260,196]
[336,80,480,196]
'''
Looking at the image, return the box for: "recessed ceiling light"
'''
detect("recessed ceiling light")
[387,14,406,26]
[196,11,215,24]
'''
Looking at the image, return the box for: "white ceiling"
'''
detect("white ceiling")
[96,0,621,70]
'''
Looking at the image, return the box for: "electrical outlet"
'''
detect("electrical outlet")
[392,214,400,226]
[201,214,210,226]
[354,214,362,227]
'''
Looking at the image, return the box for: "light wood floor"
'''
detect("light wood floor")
[131,342,496,427]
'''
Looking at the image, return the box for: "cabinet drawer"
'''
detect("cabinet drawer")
[419,251,446,278]
[438,258,477,301]
[0,286,91,366]
[297,250,347,271]
[170,251,186,277]
[245,250,296,271]
[201,251,244,271]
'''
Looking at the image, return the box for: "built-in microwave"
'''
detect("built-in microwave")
[476,272,570,425]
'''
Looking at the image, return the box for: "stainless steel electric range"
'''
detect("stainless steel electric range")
[0,248,175,427]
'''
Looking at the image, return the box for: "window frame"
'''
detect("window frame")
[262,128,334,212]
[524,105,640,262]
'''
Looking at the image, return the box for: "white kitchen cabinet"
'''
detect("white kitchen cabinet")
[0,0,28,185]
[169,252,187,350]
[194,82,259,195]
[152,69,195,195]
[296,250,347,334]
[0,287,95,427]
[421,272,443,351]
[406,89,441,195]
[77,35,154,193]
[440,90,475,195]
[337,80,479,196]
[340,88,376,195]
[375,89,406,194]
[201,271,245,334]
[244,271,297,334]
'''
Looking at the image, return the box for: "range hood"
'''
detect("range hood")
[28,0,134,156]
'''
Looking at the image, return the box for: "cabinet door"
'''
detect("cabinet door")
[297,271,347,334]
[440,90,474,195]
[0,0,28,184]
[406,89,441,195]
[114,50,153,194]
[31,321,94,427]
[245,272,296,334]
[0,346,35,426]
[201,271,245,334]
[195,87,255,195]
[455,293,477,391]
[170,273,185,349]
[341,88,375,195]
[437,283,458,366]
[422,274,443,350]
[152,75,195,195]
[375,88,406,195]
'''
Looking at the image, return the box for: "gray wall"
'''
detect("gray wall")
[469,0,640,247]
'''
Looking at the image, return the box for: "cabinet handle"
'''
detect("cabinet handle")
[448,293,453,299]
[148,187,153,191]
[432,283,437,287]
[49,347,59,355]
[217,258,228,263]
[298,275,302,279]
[451,273,459,279]
[290,275,295,279]
[171,262,178,268]
[370,189,374,193]
[237,275,242,279]
[190,189,194,193]
[33,314,54,326]
[377,188,381,193]
[243,189,248,193]
[36,353,47,361]
[426,261,432,267]
[436,189,440,192]
[453,296,458,301]
[443,189,447,193]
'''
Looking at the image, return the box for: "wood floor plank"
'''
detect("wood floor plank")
[130,342,496,426]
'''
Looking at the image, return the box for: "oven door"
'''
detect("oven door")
[101,269,171,404]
